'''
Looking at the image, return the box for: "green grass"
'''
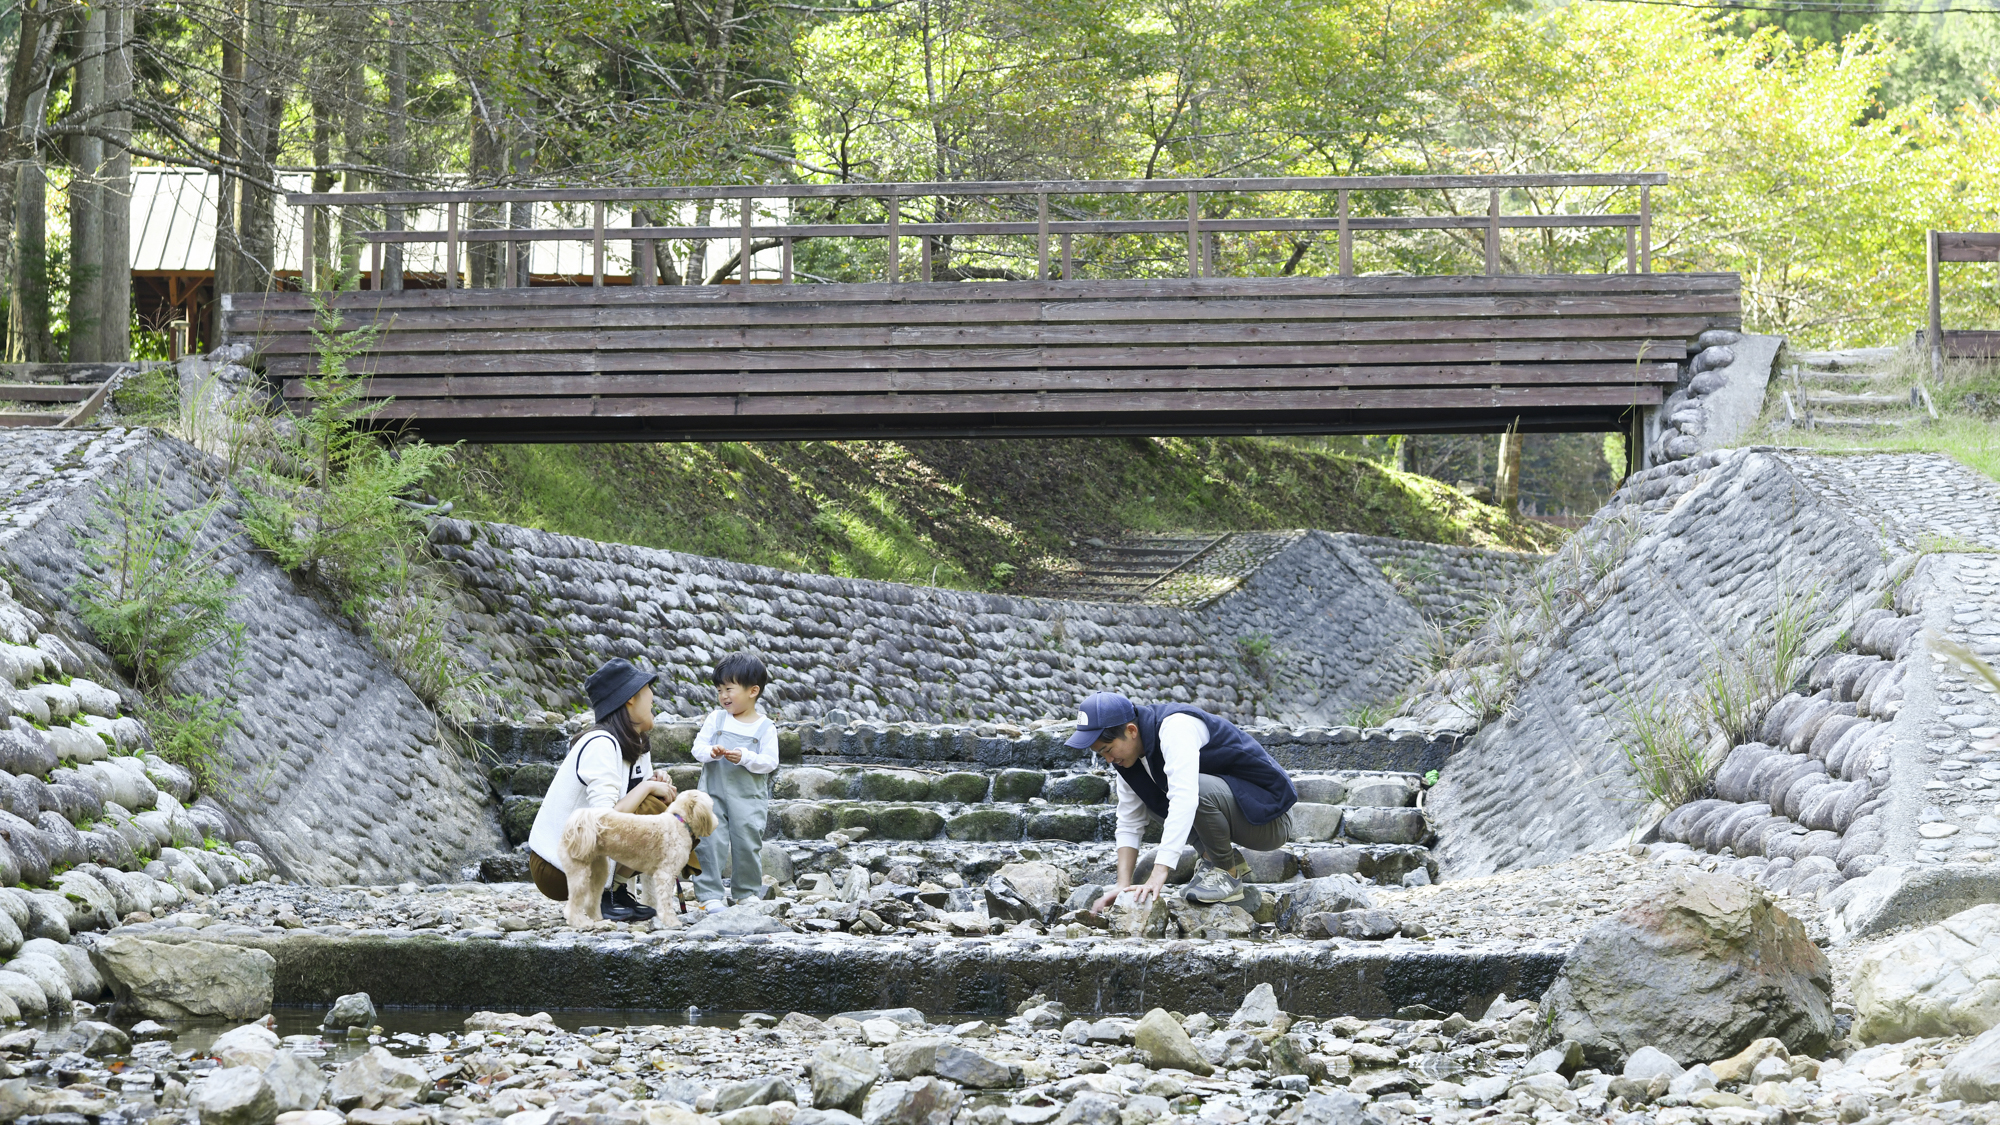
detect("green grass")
[432,437,1565,593]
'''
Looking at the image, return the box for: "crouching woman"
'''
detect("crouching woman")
[527,657,679,922]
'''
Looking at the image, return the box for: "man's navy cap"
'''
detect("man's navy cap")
[1066,691,1137,749]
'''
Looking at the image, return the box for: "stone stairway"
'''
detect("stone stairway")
[481,727,1446,892]
[1777,347,1937,432]
[1021,532,1309,608]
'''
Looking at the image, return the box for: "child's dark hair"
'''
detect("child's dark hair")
[713,652,770,691]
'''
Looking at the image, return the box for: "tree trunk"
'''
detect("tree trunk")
[214,0,245,338]
[98,0,133,362]
[383,7,407,290]
[8,81,52,362]
[1494,427,1523,514]
[0,0,47,301]
[66,5,105,361]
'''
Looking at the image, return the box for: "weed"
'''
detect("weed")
[1236,634,1277,682]
[71,463,242,695]
[1343,696,1402,728]
[1611,686,1715,808]
[366,561,490,728]
[1932,633,2000,695]
[1763,583,1829,700]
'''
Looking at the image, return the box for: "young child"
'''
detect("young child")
[691,653,778,909]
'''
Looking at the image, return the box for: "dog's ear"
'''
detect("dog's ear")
[686,791,718,839]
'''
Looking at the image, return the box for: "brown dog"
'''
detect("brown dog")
[558,790,717,928]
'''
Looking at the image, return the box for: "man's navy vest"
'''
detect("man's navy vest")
[1111,703,1297,825]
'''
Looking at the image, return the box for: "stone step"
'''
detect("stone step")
[473,720,1463,777]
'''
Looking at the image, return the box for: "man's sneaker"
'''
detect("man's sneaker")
[601,885,657,923]
[700,900,726,912]
[1184,850,1252,905]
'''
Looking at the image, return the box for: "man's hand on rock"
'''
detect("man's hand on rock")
[1094,866,1170,911]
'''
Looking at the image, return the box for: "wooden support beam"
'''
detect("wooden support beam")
[886,195,899,283]
[1338,190,1351,277]
[1640,186,1651,274]
[1038,193,1050,281]
[446,202,460,290]
[592,202,605,288]
[1187,192,1201,279]
[1486,189,1499,276]
[741,199,753,287]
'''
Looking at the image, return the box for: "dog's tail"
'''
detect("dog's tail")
[560,807,604,861]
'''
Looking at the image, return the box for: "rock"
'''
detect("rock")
[794,1113,863,1125]
[862,1019,901,1045]
[278,1113,346,1125]
[1520,1040,1584,1079]
[328,1046,430,1110]
[192,1066,279,1125]
[994,862,1067,913]
[213,1023,281,1069]
[1536,872,1833,1066]
[715,1077,797,1112]
[1302,910,1400,940]
[1942,1025,2000,1102]
[1042,775,1110,805]
[1052,1093,1120,1125]
[1296,1091,1382,1125]
[23,936,101,1000]
[810,1042,883,1114]
[1341,807,1430,845]
[689,906,790,936]
[860,1078,961,1125]
[761,842,796,885]
[1708,1038,1787,1084]
[90,935,276,1020]
[1279,876,1375,931]
[325,991,377,1029]
[1623,1046,1684,1082]
[1103,894,1168,939]
[1133,1007,1213,1076]
[1230,982,1282,1027]
[837,1008,928,1026]
[882,1038,940,1080]
[266,1049,330,1114]
[1851,903,2000,1043]
[42,1019,129,1056]
[779,1012,826,1035]
[1168,900,1254,939]
[1269,1034,1325,1082]
[0,970,45,1018]
[990,770,1045,803]
[6,952,71,1010]
[931,1045,1010,1089]
[946,810,1023,843]
[1198,1029,1266,1069]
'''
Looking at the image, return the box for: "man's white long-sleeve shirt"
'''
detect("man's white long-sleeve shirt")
[1112,712,1209,876]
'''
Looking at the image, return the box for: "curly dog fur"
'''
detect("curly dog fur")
[558,790,716,928]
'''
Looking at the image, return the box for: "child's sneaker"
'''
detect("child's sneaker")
[700,900,726,912]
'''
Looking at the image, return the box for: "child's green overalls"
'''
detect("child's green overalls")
[692,718,772,905]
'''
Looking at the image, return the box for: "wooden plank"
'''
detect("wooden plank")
[231,292,1743,334]
[286,363,1682,400]
[225,271,1742,314]
[284,173,1672,207]
[0,384,96,402]
[363,383,1664,421]
[262,338,1687,377]
[1937,232,2000,262]
[1942,330,2000,358]
[244,315,1719,357]
[0,413,61,427]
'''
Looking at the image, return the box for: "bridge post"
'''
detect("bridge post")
[1338,190,1351,277]
[1037,193,1050,281]
[1485,189,1498,275]
[301,204,316,291]
[592,202,605,287]
[742,198,754,287]
[886,195,899,283]
[1640,186,1651,273]
[1186,191,1200,278]
[1928,229,1942,380]
[446,202,460,289]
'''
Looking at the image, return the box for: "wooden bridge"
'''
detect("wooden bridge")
[227,175,1740,447]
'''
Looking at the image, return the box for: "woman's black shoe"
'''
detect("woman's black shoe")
[601,886,658,922]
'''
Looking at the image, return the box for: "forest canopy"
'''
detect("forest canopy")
[9,0,2000,357]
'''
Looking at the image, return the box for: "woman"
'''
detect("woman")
[527,657,679,922]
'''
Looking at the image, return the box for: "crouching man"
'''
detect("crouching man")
[1076,691,1298,911]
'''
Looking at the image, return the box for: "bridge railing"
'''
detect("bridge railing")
[283,173,1664,292]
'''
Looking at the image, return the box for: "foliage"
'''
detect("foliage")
[71,464,242,695]
[240,293,455,616]
[433,436,1560,595]
[69,463,247,792]
[112,364,181,429]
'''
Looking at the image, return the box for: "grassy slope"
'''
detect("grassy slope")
[1750,347,2000,482]
[432,436,1565,593]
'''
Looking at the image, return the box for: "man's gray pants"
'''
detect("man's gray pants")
[1146,774,1294,867]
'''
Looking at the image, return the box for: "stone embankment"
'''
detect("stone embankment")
[428,521,1533,730]
[0,429,503,887]
[1415,449,2000,926]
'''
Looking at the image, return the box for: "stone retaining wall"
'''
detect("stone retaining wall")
[432,522,1450,728]
[1420,448,2000,892]
[0,429,504,886]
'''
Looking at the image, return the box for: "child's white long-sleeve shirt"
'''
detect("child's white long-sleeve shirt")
[692,709,780,774]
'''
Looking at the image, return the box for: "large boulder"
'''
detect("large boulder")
[190,1066,277,1125]
[1851,903,2000,1044]
[1537,872,1833,1066]
[810,1042,882,1114]
[1133,1007,1213,1076]
[89,936,275,1020]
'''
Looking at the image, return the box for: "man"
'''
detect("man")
[1072,690,1298,911]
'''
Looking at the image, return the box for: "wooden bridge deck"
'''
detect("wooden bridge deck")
[225,271,1738,443]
